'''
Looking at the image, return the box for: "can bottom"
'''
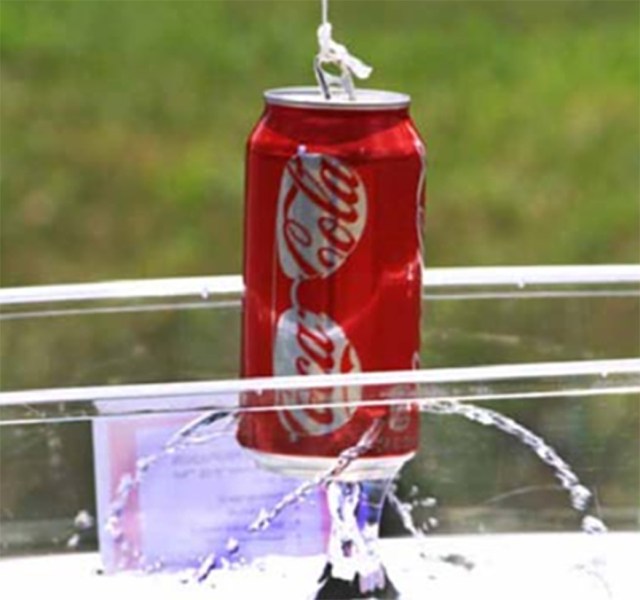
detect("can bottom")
[244,449,416,481]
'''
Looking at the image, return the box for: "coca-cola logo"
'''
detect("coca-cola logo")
[277,153,367,280]
[272,150,368,439]
[274,308,361,439]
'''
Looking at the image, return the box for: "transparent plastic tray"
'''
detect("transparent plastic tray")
[1,266,639,598]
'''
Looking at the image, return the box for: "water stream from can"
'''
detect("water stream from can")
[104,398,608,582]
[418,400,607,533]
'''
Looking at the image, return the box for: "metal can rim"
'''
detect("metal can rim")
[264,87,411,111]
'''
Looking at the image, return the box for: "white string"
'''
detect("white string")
[315,0,372,99]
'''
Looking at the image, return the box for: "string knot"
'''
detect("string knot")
[315,22,372,100]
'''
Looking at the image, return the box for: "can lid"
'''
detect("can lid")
[264,87,410,111]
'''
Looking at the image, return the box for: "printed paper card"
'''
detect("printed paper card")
[93,405,329,572]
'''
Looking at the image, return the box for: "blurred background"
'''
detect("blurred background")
[1,0,638,287]
[0,0,638,556]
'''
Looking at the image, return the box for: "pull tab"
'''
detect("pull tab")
[314,22,372,101]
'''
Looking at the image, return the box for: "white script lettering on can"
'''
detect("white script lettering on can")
[276,153,367,280]
[274,308,361,438]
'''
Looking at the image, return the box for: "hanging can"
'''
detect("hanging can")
[237,87,426,480]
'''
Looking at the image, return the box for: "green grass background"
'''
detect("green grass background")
[1,0,638,287]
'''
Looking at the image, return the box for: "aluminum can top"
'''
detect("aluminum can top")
[264,87,411,111]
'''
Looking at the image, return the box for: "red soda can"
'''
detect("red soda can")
[237,87,426,480]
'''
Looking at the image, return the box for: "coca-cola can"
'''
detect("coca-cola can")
[237,87,426,480]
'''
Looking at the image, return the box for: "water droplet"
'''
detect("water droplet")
[105,516,122,539]
[109,502,124,518]
[474,411,495,426]
[136,456,155,473]
[582,515,608,534]
[249,508,270,532]
[116,474,134,495]
[74,509,95,530]
[178,570,192,584]
[441,553,474,570]
[195,553,217,582]
[558,472,579,489]
[225,537,240,554]
[570,485,592,511]
[535,446,555,461]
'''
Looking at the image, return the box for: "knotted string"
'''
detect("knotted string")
[314,0,372,100]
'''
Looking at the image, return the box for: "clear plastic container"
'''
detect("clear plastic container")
[1,266,638,598]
